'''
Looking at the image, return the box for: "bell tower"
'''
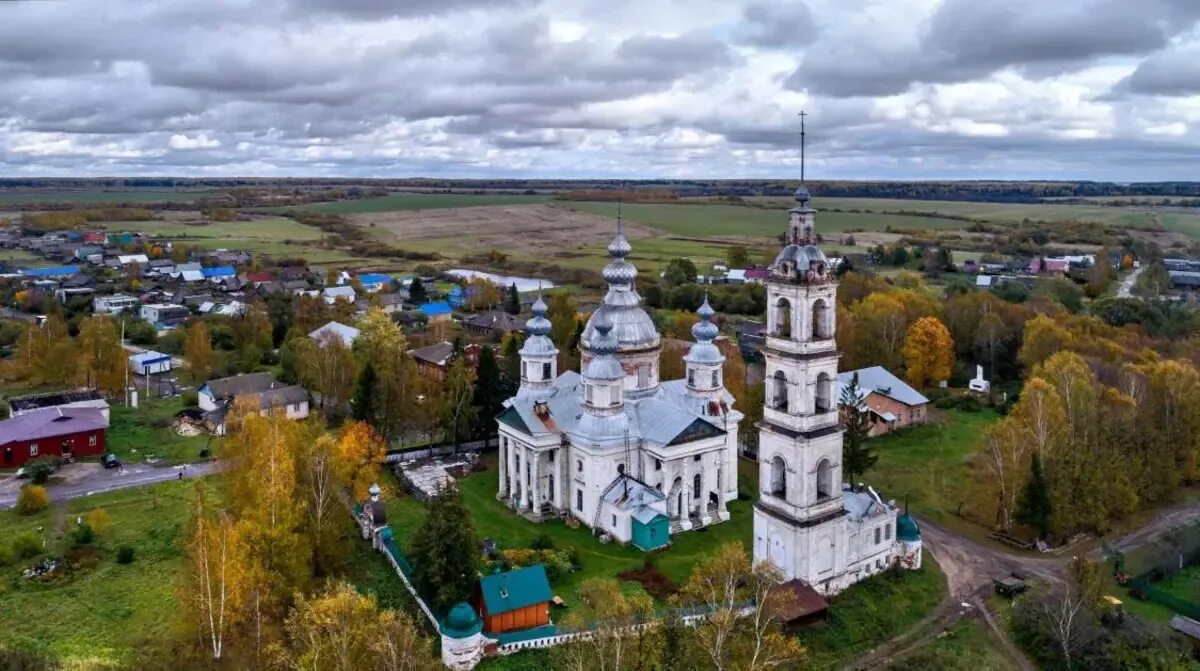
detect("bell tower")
[753,113,850,593]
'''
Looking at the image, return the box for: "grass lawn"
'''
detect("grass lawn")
[0,479,199,667]
[0,248,41,263]
[885,618,1011,671]
[106,395,219,464]
[866,409,1001,534]
[795,554,945,669]
[1157,564,1200,604]
[384,452,757,613]
[266,193,551,214]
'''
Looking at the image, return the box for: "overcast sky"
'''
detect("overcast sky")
[1,0,1198,180]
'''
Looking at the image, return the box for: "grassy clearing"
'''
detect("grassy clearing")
[0,189,225,204]
[1158,564,1200,604]
[865,409,1001,530]
[106,395,218,464]
[268,193,551,214]
[796,553,945,669]
[0,248,41,264]
[384,452,757,613]
[561,200,970,238]
[0,479,198,668]
[885,618,1011,671]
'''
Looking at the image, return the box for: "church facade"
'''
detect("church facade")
[752,184,922,595]
[496,220,741,546]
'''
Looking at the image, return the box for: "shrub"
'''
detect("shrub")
[11,532,43,559]
[87,508,111,535]
[71,523,94,546]
[0,543,15,566]
[26,457,57,485]
[116,546,136,564]
[16,485,49,515]
[181,390,199,407]
[530,533,555,550]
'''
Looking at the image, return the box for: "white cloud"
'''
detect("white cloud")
[168,133,221,150]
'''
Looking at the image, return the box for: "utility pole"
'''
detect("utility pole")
[122,318,129,407]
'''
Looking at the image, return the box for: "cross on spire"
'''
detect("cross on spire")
[798,110,807,184]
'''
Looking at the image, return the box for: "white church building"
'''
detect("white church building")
[752,182,922,595]
[496,219,742,549]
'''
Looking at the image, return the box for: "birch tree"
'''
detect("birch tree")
[180,483,246,660]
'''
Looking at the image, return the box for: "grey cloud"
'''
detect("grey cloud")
[1118,45,1200,96]
[734,1,816,49]
[287,0,531,19]
[791,0,1200,97]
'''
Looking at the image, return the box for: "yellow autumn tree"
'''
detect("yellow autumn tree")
[179,482,248,661]
[334,420,387,500]
[185,320,212,382]
[77,315,127,394]
[902,316,954,389]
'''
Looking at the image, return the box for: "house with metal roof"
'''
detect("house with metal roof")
[355,273,392,292]
[419,301,453,322]
[129,350,173,375]
[198,371,310,435]
[22,265,80,278]
[0,407,109,467]
[309,321,361,348]
[837,366,930,436]
[496,220,742,547]
[475,564,553,635]
[8,389,110,422]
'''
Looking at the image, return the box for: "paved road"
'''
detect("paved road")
[0,460,216,509]
[1117,265,1144,298]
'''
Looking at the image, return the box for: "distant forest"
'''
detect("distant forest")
[3,177,1200,204]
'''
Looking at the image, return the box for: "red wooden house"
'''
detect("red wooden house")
[0,407,108,468]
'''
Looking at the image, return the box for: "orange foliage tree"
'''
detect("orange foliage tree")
[902,316,954,388]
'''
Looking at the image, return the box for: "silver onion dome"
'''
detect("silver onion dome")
[685,295,725,366]
[773,243,827,271]
[793,184,811,204]
[526,293,551,336]
[520,289,558,358]
[583,319,624,380]
[582,214,660,355]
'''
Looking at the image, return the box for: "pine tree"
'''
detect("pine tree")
[410,486,481,614]
[351,361,378,425]
[1015,452,1052,538]
[498,332,522,396]
[409,277,427,304]
[505,283,521,315]
[841,372,877,486]
[471,347,503,438]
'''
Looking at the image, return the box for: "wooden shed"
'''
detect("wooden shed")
[476,564,553,635]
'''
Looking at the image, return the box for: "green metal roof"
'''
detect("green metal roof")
[480,564,552,615]
[897,513,920,542]
[497,405,530,434]
[441,602,483,639]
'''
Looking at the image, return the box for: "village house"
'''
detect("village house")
[8,389,111,421]
[92,293,140,315]
[128,350,172,376]
[140,302,190,329]
[0,406,109,467]
[197,371,309,435]
[837,366,930,436]
[462,310,525,340]
[309,321,361,348]
[420,300,453,323]
[410,341,480,380]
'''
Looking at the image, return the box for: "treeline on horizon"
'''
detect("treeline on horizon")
[4,177,1200,204]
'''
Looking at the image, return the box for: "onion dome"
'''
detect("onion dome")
[691,296,719,343]
[441,602,483,639]
[685,295,725,367]
[793,184,811,204]
[583,215,660,356]
[897,513,921,542]
[368,483,381,500]
[526,292,551,337]
[583,318,624,381]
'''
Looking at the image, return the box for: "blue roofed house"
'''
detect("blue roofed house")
[419,301,453,322]
[22,265,80,279]
[837,366,930,437]
[356,273,392,292]
[201,266,236,280]
[447,285,466,309]
[128,350,173,375]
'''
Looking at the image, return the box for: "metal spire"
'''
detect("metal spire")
[799,110,807,184]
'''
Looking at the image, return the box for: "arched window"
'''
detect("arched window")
[815,373,832,414]
[770,455,786,499]
[772,371,788,411]
[812,299,829,340]
[816,459,832,500]
[577,460,583,473]
[693,473,702,500]
[774,297,792,338]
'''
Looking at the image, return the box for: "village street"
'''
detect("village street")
[851,498,1200,669]
[0,460,216,509]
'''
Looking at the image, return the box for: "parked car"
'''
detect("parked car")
[101,454,122,469]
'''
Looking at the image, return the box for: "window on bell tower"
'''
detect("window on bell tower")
[774,297,792,338]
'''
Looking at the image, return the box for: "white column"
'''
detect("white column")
[508,441,518,503]
[699,458,712,525]
[498,438,508,496]
[552,450,561,509]
[519,445,529,510]
[681,457,693,530]
[531,449,541,510]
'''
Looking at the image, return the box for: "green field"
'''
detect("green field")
[0,479,197,666]
[0,189,225,204]
[562,200,970,238]
[106,396,218,465]
[270,192,551,214]
[865,409,1001,533]
[0,248,40,264]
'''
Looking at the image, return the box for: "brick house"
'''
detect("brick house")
[837,366,930,437]
[0,407,109,467]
